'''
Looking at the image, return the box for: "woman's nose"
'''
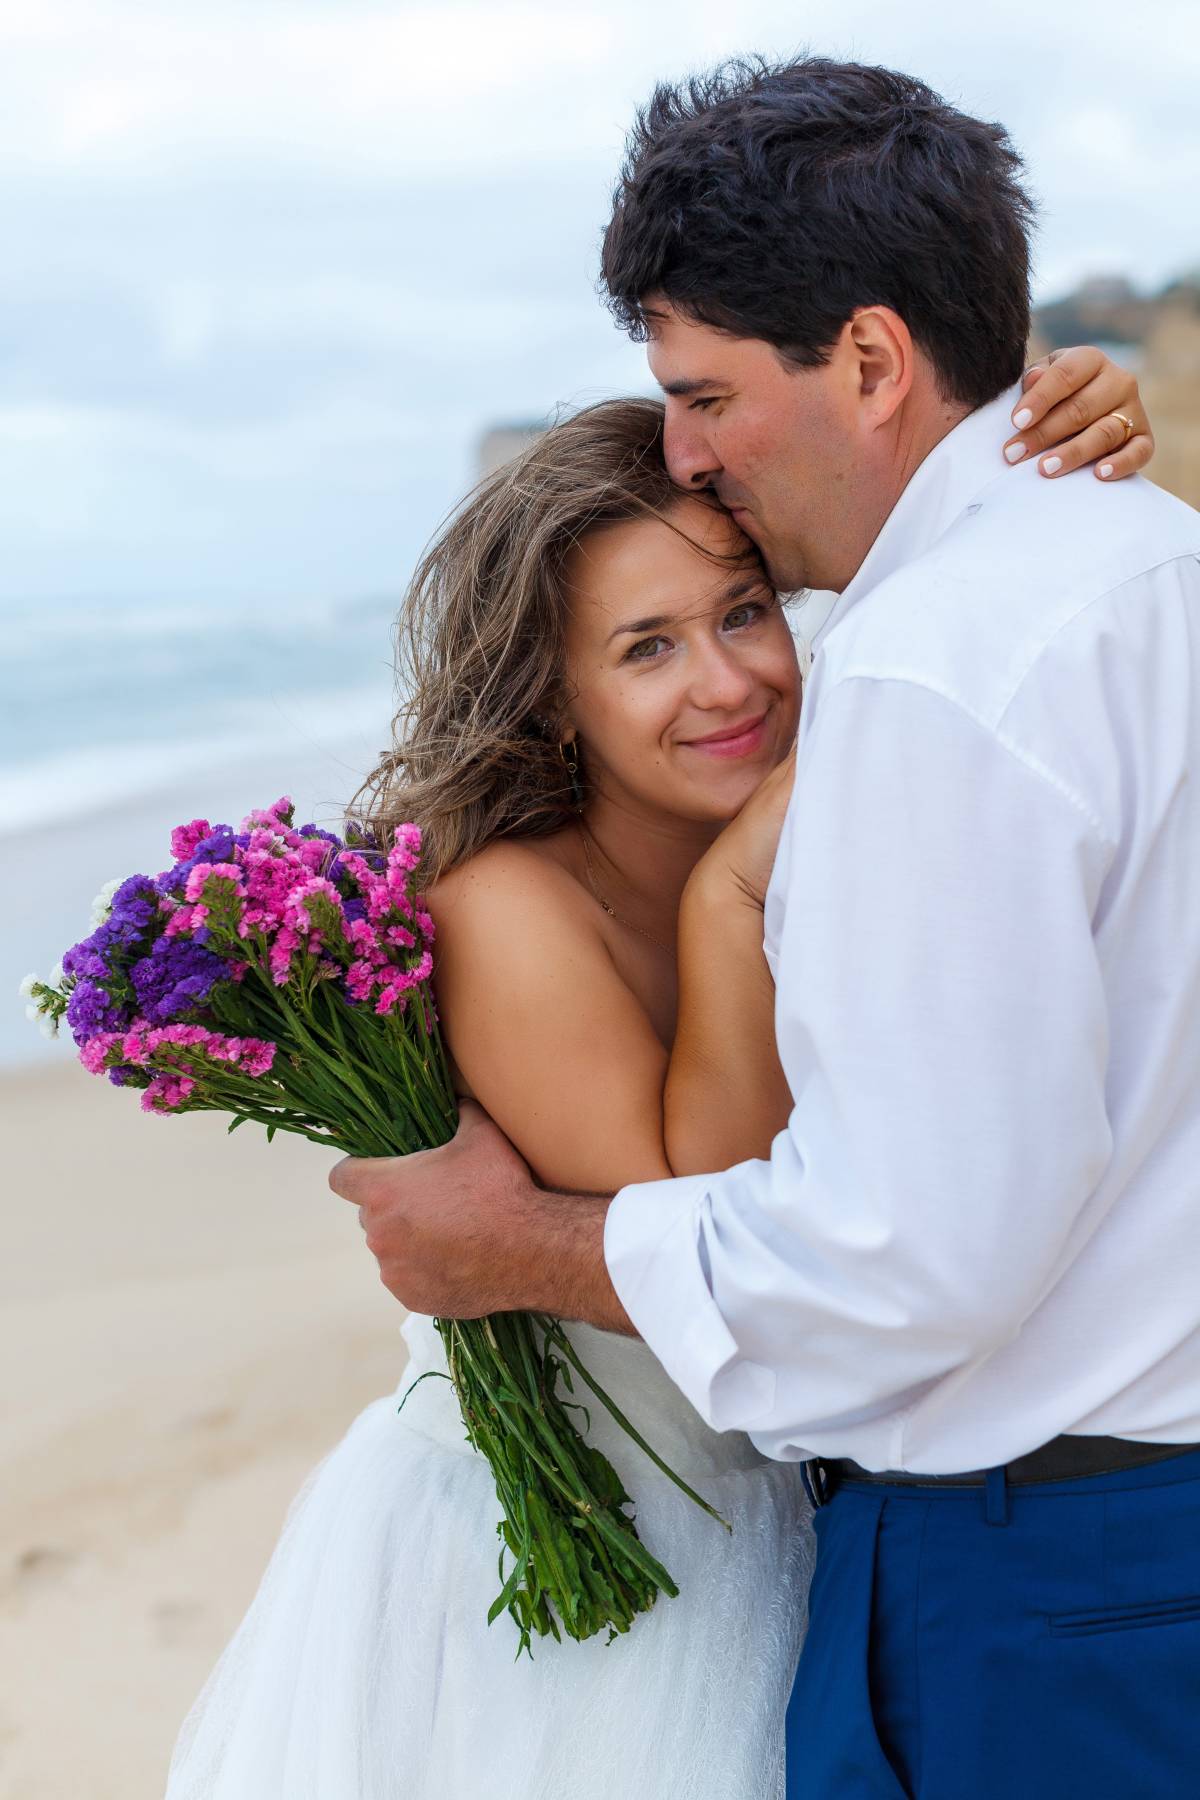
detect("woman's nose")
[689,641,755,710]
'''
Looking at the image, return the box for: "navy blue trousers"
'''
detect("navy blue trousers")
[785,1447,1200,1798]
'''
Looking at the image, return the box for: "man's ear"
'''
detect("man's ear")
[844,305,914,423]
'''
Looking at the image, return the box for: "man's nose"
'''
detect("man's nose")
[663,407,721,490]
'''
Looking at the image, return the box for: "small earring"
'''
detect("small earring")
[559,739,583,811]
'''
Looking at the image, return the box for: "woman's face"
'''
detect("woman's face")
[561,497,801,826]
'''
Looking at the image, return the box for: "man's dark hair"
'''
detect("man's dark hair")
[601,56,1034,408]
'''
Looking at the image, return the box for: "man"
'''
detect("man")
[333,59,1200,1796]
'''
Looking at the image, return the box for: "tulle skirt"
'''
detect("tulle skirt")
[165,1319,815,1799]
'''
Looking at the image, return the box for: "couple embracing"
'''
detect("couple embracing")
[167,56,1200,1800]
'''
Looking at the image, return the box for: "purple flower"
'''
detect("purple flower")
[108,875,159,934]
[62,940,110,982]
[66,978,128,1044]
[130,938,226,1025]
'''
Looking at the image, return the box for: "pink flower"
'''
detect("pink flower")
[80,1031,124,1074]
[387,824,422,874]
[184,862,244,903]
[121,1027,154,1065]
[141,1072,196,1113]
[241,1040,276,1077]
[170,818,212,860]
[240,796,293,832]
[268,925,300,985]
[374,985,409,1016]
[347,960,377,1001]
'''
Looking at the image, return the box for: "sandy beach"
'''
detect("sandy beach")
[0,1058,406,1800]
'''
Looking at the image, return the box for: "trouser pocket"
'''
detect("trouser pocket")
[1048,1593,1200,1637]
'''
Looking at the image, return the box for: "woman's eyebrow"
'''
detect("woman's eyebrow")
[606,571,765,643]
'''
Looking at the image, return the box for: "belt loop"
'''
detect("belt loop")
[984,1464,1010,1527]
[801,1458,828,1511]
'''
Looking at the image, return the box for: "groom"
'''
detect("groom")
[333,58,1200,1796]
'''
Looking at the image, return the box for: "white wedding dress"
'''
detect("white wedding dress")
[165,1313,815,1799]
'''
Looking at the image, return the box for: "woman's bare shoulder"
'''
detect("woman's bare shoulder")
[426,835,595,938]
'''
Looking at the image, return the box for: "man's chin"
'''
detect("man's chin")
[762,547,809,594]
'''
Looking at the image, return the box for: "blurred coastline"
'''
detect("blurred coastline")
[1031,268,1200,508]
[0,592,398,1069]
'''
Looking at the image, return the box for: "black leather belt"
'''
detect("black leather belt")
[816,1434,1199,1495]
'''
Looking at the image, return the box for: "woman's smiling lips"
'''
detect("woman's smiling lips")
[681,711,770,759]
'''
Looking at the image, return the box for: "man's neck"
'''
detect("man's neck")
[826,392,973,594]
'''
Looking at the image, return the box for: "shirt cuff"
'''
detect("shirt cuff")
[604,1175,777,1432]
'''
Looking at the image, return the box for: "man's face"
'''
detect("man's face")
[645,302,878,594]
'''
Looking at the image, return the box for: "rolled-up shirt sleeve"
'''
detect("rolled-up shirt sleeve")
[604,674,1114,1469]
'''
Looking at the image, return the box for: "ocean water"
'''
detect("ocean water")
[0,593,402,834]
[1,593,403,1067]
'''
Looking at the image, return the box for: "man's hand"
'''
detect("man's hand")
[328,1100,636,1333]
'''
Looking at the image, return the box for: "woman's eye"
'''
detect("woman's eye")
[625,635,671,663]
[722,602,765,631]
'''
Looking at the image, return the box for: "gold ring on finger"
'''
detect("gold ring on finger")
[1109,411,1135,448]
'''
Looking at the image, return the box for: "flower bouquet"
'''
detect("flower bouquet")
[21,797,725,1655]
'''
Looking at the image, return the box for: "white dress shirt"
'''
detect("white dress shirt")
[605,387,1200,1473]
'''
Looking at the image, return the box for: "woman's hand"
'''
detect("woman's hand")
[1003,346,1154,482]
[693,744,797,912]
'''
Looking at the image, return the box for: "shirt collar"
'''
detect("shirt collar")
[807,382,1023,655]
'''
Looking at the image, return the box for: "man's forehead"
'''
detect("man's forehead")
[644,305,745,386]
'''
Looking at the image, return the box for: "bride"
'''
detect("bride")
[165,356,1152,1800]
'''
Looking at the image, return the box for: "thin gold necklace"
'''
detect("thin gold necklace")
[579,829,672,954]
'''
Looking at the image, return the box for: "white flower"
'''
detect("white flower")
[17,972,38,1000]
[39,1016,59,1040]
[49,962,65,988]
[25,1002,41,1022]
[89,877,122,924]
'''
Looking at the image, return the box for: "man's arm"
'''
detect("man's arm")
[331,1101,634,1331]
[605,674,1114,1457]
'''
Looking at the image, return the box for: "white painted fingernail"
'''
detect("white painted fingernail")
[1042,455,1062,475]
[1012,408,1034,430]
[1004,442,1025,464]
[1098,462,1114,479]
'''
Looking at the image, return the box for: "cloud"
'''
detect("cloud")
[0,0,1197,597]
[0,2,620,176]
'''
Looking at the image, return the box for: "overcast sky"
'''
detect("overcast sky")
[1,0,1197,602]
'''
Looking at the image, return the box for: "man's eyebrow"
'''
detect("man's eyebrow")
[606,570,766,643]
[657,375,721,398]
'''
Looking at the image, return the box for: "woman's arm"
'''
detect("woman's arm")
[1009,345,1154,480]
[664,749,797,1175]
[428,844,674,1196]
[428,832,796,1200]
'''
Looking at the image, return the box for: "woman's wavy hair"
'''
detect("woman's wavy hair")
[351,397,761,884]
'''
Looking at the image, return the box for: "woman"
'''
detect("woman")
[166,355,1153,1800]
